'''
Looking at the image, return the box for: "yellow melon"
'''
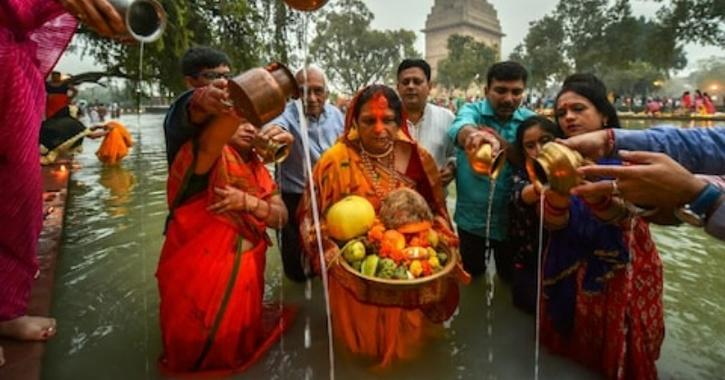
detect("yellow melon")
[326,195,376,241]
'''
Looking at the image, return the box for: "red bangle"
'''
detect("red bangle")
[584,195,612,212]
[544,198,568,216]
[606,128,615,155]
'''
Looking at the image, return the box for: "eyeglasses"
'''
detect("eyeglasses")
[195,71,232,80]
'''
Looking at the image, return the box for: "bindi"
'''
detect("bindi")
[371,93,389,133]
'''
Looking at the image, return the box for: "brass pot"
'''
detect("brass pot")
[108,0,166,43]
[528,142,584,194]
[253,136,291,164]
[283,0,329,11]
[468,144,506,179]
[227,62,300,127]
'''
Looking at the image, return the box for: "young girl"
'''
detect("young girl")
[508,116,561,314]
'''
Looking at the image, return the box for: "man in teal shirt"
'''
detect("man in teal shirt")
[447,61,535,279]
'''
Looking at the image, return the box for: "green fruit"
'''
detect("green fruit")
[437,252,448,265]
[361,254,380,277]
[342,240,366,263]
[393,265,406,279]
[351,260,363,272]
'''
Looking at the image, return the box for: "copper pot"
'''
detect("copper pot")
[528,142,584,194]
[283,0,329,11]
[227,62,299,127]
[253,136,291,164]
[468,144,506,179]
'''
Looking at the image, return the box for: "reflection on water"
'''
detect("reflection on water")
[99,166,136,218]
[652,224,725,380]
[43,117,724,379]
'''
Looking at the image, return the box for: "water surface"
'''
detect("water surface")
[43,116,724,379]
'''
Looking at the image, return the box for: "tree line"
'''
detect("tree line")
[76,0,722,99]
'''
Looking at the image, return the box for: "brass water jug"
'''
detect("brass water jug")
[227,62,299,127]
[283,0,329,11]
[253,136,291,164]
[468,144,506,179]
[528,142,584,194]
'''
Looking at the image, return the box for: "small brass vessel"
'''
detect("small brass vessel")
[528,142,584,194]
[283,0,329,11]
[253,136,291,164]
[227,62,299,127]
[108,0,166,42]
[468,144,506,179]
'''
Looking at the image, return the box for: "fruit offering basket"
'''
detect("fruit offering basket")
[326,189,463,310]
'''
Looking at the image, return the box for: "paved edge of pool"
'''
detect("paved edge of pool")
[0,161,72,380]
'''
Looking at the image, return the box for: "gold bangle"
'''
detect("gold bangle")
[259,200,272,220]
[248,195,259,212]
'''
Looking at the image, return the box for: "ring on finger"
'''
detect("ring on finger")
[611,180,621,196]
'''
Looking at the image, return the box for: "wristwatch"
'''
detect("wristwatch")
[674,183,723,227]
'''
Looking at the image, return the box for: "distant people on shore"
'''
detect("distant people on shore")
[45,71,77,119]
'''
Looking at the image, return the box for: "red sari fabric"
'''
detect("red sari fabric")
[0,0,76,320]
[157,143,293,374]
[541,218,664,380]
[46,89,69,118]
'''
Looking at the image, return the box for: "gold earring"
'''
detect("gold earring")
[347,124,359,141]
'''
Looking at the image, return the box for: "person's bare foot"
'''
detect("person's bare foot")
[0,315,57,341]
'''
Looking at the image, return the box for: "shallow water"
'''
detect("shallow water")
[43,116,724,379]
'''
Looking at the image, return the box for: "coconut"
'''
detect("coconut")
[378,188,433,230]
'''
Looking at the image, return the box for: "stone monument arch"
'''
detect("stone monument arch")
[423,0,504,79]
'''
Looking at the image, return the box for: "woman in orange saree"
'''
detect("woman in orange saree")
[299,85,468,367]
[96,120,133,165]
[157,108,294,374]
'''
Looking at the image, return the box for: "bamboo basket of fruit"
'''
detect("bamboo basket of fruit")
[326,189,464,310]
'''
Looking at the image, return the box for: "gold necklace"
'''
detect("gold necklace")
[359,142,399,201]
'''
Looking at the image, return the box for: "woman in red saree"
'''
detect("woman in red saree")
[157,107,294,373]
[541,74,664,379]
[299,85,468,367]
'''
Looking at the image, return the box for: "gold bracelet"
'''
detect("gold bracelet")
[248,195,260,212]
[258,200,272,220]
[241,193,249,211]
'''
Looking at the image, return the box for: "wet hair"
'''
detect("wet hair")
[351,85,405,127]
[397,59,431,82]
[555,73,620,130]
[486,61,528,87]
[512,115,561,168]
[180,46,231,77]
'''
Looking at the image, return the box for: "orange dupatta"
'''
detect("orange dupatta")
[297,86,466,366]
[96,121,133,165]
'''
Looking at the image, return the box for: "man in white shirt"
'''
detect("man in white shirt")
[396,59,456,186]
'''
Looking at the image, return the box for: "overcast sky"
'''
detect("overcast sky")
[56,0,721,75]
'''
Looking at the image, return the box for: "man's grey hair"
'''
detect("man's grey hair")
[295,64,329,92]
